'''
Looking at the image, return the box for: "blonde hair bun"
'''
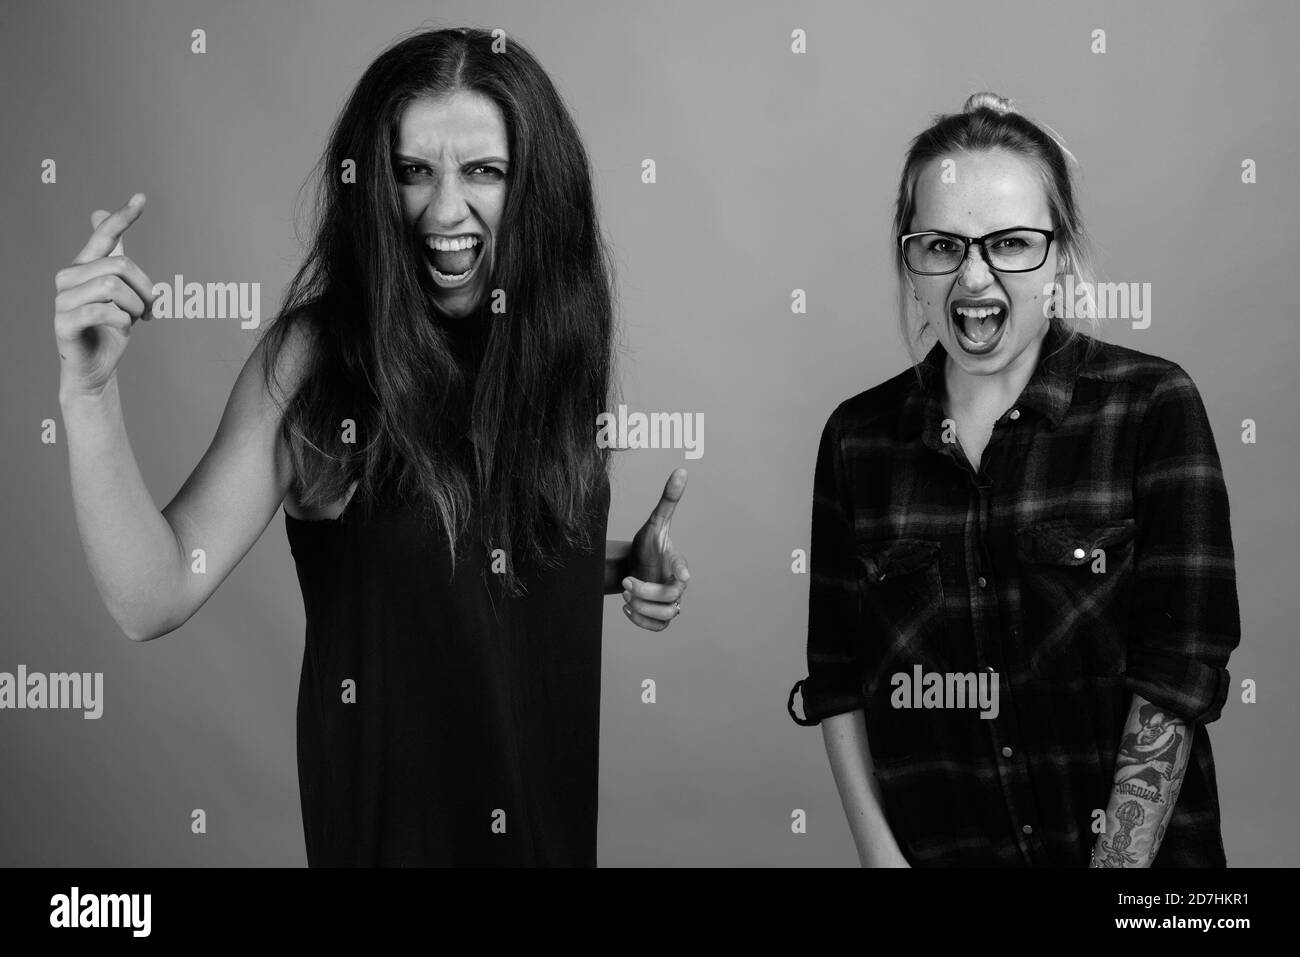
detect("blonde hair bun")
[963,92,1016,115]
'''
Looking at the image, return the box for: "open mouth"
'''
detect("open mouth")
[423,234,485,287]
[950,300,1008,355]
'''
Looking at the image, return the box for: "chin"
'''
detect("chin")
[428,286,482,320]
[948,347,1011,376]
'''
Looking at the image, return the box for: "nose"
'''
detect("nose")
[427,175,471,228]
[956,241,995,292]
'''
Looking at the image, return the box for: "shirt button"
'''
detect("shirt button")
[1022,824,1034,835]
[1000,746,1013,758]
[977,576,988,588]
[1008,409,1021,420]
[1072,547,1086,560]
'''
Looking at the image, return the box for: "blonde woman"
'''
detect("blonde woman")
[789,93,1239,868]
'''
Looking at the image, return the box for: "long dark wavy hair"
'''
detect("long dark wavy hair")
[259,27,615,594]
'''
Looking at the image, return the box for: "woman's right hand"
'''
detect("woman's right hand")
[54,193,157,398]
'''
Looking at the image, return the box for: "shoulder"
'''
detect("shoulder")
[823,364,921,436]
[809,363,928,485]
[1073,333,1195,391]
[1071,333,1209,417]
[248,312,330,513]
[252,307,321,408]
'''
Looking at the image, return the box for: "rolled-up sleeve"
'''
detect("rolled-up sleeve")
[789,410,868,726]
[1124,365,1241,724]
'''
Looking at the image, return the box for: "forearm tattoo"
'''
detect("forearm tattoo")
[1091,694,1194,868]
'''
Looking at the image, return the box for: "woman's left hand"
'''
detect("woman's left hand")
[622,468,690,631]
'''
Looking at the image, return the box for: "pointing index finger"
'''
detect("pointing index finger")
[648,467,688,526]
[74,193,145,266]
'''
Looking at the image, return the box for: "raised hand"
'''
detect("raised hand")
[622,468,691,632]
[54,193,157,398]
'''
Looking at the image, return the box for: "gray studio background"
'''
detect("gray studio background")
[2,0,1296,866]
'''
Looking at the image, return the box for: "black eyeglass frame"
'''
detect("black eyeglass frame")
[898,227,1056,276]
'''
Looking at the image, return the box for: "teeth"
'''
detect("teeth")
[954,305,1005,319]
[424,235,482,252]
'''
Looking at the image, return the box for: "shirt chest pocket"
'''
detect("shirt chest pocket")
[1013,518,1136,679]
[855,538,949,701]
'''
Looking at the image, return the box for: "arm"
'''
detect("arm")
[1092,365,1239,864]
[1090,693,1195,868]
[823,710,910,867]
[61,319,313,642]
[796,413,908,864]
[1122,365,1239,720]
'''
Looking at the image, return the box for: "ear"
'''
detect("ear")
[1056,245,1071,277]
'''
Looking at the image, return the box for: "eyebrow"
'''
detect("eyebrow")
[912,225,1043,237]
[392,153,510,166]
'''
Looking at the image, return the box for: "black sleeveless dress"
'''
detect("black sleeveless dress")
[284,473,610,866]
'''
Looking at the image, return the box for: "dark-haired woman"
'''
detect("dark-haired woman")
[54,27,690,867]
[788,93,1239,868]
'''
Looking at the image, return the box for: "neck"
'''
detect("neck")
[435,307,488,366]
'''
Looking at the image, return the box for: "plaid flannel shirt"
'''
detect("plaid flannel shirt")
[788,318,1240,866]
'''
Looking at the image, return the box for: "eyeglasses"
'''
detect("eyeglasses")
[899,227,1055,276]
